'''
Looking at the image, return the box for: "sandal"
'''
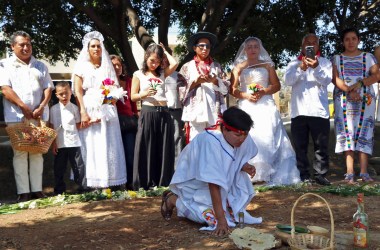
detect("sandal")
[359,173,374,182]
[344,173,356,185]
[161,190,176,221]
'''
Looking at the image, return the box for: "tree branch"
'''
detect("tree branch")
[158,0,172,46]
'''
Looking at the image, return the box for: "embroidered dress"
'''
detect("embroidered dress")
[333,53,377,154]
[73,62,126,187]
[179,60,229,140]
[169,130,262,231]
[239,66,300,185]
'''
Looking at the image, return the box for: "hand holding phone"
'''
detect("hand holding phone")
[305,46,315,59]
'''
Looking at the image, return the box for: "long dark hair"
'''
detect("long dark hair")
[340,28,360,42]
[142,43,164,76]
[110,54,127,81]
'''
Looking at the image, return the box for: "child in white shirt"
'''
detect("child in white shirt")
[49,82,86,194]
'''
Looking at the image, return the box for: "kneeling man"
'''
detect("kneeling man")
[161,106,262,236]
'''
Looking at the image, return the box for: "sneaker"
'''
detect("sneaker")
[315,175,331,186]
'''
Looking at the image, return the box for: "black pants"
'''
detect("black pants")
[54,147,85,194]
[291,116,330,180]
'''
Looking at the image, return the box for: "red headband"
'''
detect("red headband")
[222,120,248,135]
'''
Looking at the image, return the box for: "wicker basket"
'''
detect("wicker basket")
[6,119,57,154]
[288,193,335,250]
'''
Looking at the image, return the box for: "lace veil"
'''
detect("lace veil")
[72,31,118,93]
[233,37,274,67]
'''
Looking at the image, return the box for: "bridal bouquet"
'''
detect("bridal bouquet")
[247,83,263,94]
[148,77,163,90]
[101,78,128,104]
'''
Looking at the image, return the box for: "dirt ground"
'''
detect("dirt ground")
[1,125,380,249]
[1,184,380,250]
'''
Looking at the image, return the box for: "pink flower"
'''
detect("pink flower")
[102,78,114,86]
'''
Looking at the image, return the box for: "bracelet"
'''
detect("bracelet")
[138,93,142,101]
[359,80,364,87]
[39,104,45,108]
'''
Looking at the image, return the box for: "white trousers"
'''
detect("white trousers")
[189,121,208,141]
[13,150,44,194]
[7,122,44,194]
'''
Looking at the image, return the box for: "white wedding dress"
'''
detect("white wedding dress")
[239,66,300,185]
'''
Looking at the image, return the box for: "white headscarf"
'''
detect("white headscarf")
[233,37,274,67]
[72,31,118,93]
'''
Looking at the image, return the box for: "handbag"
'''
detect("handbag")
[118,114,138,132]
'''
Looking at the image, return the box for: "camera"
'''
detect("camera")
[305,46,315,59]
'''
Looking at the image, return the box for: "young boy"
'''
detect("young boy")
[50,81,86,194]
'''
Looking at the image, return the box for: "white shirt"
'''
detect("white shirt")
[284,57,332,119]
[0,55,53,122]
[165,71,182,109]
[133,70,167,104]
[49,102,81,148]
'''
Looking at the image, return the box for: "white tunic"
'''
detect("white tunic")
[170,130,262,230]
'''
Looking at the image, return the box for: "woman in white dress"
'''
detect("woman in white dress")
[230,37,300,185]
[72,31,127,188]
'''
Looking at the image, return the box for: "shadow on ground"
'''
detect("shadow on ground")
[1,121,380,202]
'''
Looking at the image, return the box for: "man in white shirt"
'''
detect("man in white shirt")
[0,31,53,201]
[284,33,332,185]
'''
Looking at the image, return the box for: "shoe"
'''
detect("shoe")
[344,173,356,185]
[161,190,176,221]
[17,193,31,203]
[359,173,374,182]
[315,175,331,186]
[31,191,47,199]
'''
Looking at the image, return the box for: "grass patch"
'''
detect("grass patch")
[255,183,380,196]
[0,187,168,215]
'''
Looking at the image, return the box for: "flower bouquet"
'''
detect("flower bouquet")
[148,77,163,91]
[247,83,263,94]
[101,78,128,105]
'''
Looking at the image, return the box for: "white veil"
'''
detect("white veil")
[72,31,118,94]
[233,37,274,67]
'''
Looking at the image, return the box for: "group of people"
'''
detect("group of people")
[1,28,379,235]
[161,29,380,235]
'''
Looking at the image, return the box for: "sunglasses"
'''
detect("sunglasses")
[195,43,211,49]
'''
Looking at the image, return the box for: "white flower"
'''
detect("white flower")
[28,201,37,209]
[52,195,66,204]
[108,87,128,103]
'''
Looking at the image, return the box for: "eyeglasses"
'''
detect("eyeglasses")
[195,43,211,49]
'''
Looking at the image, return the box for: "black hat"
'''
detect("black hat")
[187,31,218,52]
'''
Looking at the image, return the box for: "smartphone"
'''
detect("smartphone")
[305,46,315,59]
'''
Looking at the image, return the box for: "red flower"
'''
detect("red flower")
[102,78,114,86]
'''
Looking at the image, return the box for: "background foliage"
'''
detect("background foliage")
[1,0,379,73]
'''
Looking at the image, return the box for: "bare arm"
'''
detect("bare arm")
[161,43,178,77]
[209,183,230,236]
[332,65,349,92]
[1,85,33,119]
[32,87,52,119]
[74,75,90,124]
[264,65,281,95]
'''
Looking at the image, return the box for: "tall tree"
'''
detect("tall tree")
[1,0,379,73]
